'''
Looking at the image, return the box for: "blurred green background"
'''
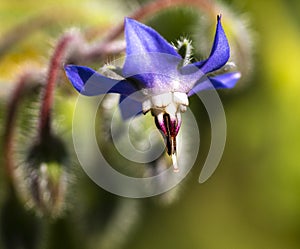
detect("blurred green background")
[1,0,300,248]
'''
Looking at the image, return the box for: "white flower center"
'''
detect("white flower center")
[142,92,189,115]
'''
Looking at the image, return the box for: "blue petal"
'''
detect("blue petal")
[64,65,137,96]
[188,72,241,96]
[123,54,204,93]
[123,53,205,93]
[122,18,182,90]
[123,53,183,91]
[124,18,180,57]
[193,15,230,74]
[209,71,241,89]
[119,95,143,120]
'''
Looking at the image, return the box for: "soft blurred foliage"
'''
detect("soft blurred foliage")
[1,0,300,248]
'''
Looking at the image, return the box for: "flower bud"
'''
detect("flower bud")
[20,134,69,217]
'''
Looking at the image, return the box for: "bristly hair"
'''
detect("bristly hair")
[173,37,194,66]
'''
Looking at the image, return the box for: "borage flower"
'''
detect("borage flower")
[64,15,241,172]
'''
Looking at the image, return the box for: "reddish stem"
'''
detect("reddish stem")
[3,73,37,186]
[39,34,74,138]
[108,0,215,42]
[86,0,216,58]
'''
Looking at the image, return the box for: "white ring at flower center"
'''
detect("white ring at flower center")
[142,92,189,115]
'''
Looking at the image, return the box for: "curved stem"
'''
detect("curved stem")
[109,0,215,41]
[39,34,74,139]
[85,0,216,59]
[3,72,39,187]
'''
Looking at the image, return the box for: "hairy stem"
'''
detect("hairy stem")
[3,72,40,187]
[85,0,216,59]
[39,34,74,138]
[108,0,215,41]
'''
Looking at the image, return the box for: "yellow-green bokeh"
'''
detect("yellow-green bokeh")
[1,0,300,248]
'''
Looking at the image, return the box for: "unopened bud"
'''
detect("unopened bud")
[21,134,69,217]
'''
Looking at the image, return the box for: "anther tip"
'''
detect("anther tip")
[171,153,179,173]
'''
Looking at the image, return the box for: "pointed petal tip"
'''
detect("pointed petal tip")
[233,71,242,80]
[124,17,139,29]
[124,17,131,24]
[211,71,241,89]
[64,64,86,77]
[226,71,242,84]
[124,16,181,59]
[193,14,229,74]
[64,64,75,74]
[64,64,84,92]
[188,71,241,96]
[64,65,96,93]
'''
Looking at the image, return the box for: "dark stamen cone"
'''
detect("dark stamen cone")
[154,113,180,172]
